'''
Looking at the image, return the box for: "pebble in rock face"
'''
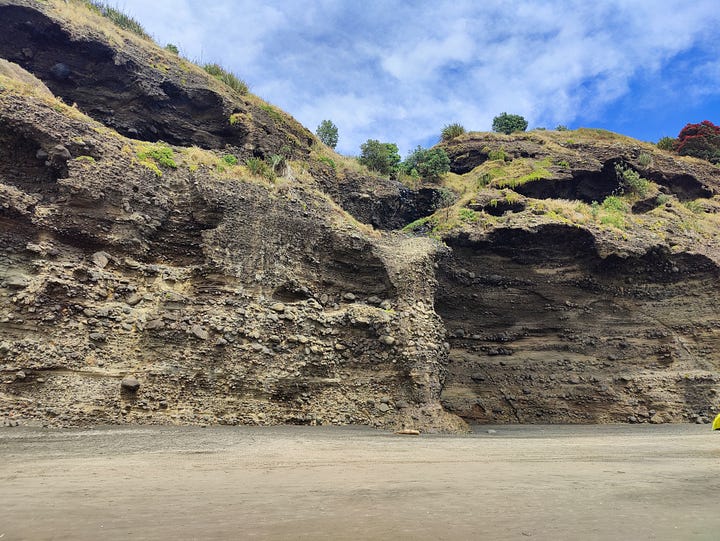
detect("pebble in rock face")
[121,376,140,392]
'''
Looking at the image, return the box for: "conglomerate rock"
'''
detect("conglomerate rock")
[1,0,719,430]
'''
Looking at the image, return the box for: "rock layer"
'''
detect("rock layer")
[2,0,720,430]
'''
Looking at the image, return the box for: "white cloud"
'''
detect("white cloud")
[122,0,720,155]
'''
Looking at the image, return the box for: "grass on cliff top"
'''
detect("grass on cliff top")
[79,0,150,39]
[0,72,99,127]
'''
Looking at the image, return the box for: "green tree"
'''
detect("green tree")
[316,120,339,149]
[656,136,675,151]
[441,123,466,141]
[492,112,528,134]
[403,146,450,180]
[358,139,401,176]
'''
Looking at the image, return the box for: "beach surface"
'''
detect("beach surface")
[1,424,718,540]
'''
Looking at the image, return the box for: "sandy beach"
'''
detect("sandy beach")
[1,424,718,540]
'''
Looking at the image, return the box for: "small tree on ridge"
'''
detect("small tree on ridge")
[492,112,528,135]
[316,119,339,149]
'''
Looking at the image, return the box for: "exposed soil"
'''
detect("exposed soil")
[1,425,719,541]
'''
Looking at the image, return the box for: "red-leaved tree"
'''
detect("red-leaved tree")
[675,120,720,163]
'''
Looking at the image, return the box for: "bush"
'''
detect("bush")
[441,123,465,141]
[137,143,177,169]
[487,148,508,162]
[84,1,150,39]
[492,112,528,134]
[316,120,339,149]
[615,163,649,197]
[675,120,720,163]
[245,157,275,181]
[402,146,450,181]
[203,63,248,95]
[318,156,336,169]
[358,139,401,176]
[656,136,675,151]
[555,125,569,131]
[637,152,652,167]
[267,154,284,173]
[165,44,179,55]
[222,154,238,166]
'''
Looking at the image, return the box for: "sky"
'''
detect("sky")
[119,0,720,157]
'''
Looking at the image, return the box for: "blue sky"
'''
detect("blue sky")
[120,0,720,157]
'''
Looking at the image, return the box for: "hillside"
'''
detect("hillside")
[1,0,718,430]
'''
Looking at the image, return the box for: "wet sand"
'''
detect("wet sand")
[1,424,718,540]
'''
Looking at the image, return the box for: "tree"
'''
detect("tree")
[656,136,675,151]
[403,146,450,181]
[358,139,401,176]
[316,119,339,149]
[492,112,528,134]
[675,120,720,163]
[441,123,466,141]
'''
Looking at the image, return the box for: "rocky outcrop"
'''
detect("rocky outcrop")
[0,57,463,432]
[437,225,720,424]
[2,0,719,430]
[0,0,314,158]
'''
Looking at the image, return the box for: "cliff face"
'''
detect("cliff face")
[433,132,720,425]
[2,0,719,430]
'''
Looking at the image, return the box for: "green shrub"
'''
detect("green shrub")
[599,196,627,229]
[203,63,248,95]
[84,1,150,39]
[684,200,704,213]
[656,136,675,151]
[316,120,339,149]
[477,172,492,187]
[137,143,177,170]
[222,154,238,166]
[245,157,275,181]
[441,123,466,141]
[260,104,282,123]
[615,163,649,196]
[267,154,284,173]
[165,43,179,55]
[459,208,478,223]
[555,125,569,131]
[402,146,450,180]
[602,195,627,212]
[492,113,528,134]
[637,153,652,167]
[600,212,625,229]
[358,139,401,176]
[318,156,336,169]
[487,148,508,161]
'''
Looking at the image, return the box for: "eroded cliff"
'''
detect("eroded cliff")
[2,0,719,430]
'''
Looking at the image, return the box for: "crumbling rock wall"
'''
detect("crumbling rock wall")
[2,0,720,431]
[0,1,314,158]
[0,71,464,431]
[436,225,720,424]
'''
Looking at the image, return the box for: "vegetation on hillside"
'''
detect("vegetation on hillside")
[675,120,720,164]
[441,123,465,141]
[492,113,528,134]
[358,139,401,176]
[81,1,150,39]
[202,63,249,95]
[402,146,450,181]
[316,120,339,149]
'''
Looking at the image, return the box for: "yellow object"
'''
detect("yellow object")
[713,413,720,430]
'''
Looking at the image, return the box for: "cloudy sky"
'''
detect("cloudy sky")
[120,0,720,157]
